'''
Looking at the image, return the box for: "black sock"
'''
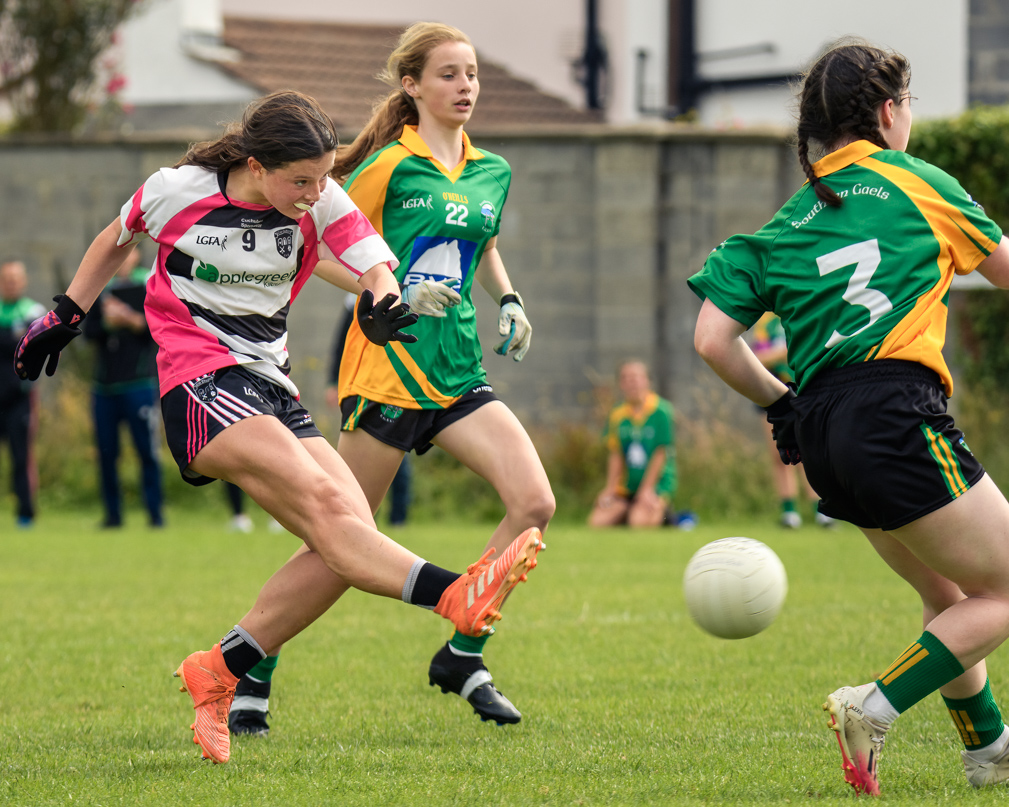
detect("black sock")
[220,626,266,678]
[405,562,461,607]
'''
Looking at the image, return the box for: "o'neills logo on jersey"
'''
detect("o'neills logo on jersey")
[403,194,433,211]
[194,260,297,287]
[479,200,497,232]
[275,228,294,258]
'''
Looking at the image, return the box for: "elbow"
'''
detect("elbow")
[693,322,719,365]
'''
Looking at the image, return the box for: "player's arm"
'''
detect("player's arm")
[313,259,366,295]
[67,220,137,311]
[976,236,1009,289]
[357,261,401,302]
[352,262,418,346]
[696,298,800,464]
[475,237,531,361]
[16,220,137,380]
[694,299,788,406]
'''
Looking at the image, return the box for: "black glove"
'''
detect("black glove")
[14,294,86,380]
[356,290,419,346]
[763,385,801,465]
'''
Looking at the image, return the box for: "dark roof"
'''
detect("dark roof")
[220,17,602,134]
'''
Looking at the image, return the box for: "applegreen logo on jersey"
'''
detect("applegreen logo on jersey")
[194,261,219,282]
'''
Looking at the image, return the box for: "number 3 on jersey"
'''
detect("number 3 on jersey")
[816,238,893,349]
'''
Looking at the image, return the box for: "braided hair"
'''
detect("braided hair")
[796,40,910,207]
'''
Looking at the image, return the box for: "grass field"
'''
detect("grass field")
[3,510,1009,805]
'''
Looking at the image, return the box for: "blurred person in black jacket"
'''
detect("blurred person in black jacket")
[83,248,163,528]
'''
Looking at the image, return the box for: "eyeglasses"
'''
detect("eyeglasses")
[899,93,918,105]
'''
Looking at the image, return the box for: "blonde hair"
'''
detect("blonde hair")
[331,22,473,181]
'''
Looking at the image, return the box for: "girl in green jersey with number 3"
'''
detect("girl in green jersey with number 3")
[690,40,1009,796]
[228,23,554,734]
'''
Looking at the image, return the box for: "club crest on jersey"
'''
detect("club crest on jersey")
[479,200,497,232]
[379,404,404,422]
[194,261,219,282]
[275,228,294,259]
[191,374,218,403]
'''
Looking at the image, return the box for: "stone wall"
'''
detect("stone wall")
[0,130,804,434]
[969,0,1009,105]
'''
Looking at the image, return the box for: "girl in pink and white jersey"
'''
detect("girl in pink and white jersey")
[14,90,544,766]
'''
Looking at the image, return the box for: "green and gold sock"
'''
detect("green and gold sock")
[875,631,965,714]
[944,678,1005,750]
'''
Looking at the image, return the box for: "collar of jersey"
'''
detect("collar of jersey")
[812,140,882,177]
[399,125,483,181]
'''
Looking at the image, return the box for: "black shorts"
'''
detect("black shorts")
[161,365,322,486]
[340,384,498,454]
[792,359,984,531]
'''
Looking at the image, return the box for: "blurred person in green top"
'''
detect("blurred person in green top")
[0,260,45,527]
[588,360,677,528]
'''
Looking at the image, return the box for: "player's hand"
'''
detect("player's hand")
[356,289,419,346]
[14,294,86,380]
[763,386,801,465]
[493,292,531,362]
[400,278,461,318]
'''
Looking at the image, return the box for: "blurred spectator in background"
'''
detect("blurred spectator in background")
[0,261,45,528]
[83,248,163,528]
[588,359,681,528]
[225,481,254,533]
[751,312,834,529]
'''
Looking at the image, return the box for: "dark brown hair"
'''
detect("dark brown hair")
[796,40,910,207]
[176,90,338,172]
[331,22,473,181]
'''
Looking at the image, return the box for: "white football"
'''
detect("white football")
[683,537,788,639]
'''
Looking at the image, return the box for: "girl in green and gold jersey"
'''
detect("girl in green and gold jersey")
[690,40,1009,796]
[229,23,554,733]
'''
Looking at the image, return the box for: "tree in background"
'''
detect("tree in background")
[0,0,143,133]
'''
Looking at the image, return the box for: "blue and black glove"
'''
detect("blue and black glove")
[763,385,801,465]
[356,290,419,346]
[14,294,86,380]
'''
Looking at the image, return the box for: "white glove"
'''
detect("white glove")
[493,292,532,362]
[399,278,461,318]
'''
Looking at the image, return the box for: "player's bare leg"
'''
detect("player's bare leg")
[826,477,1009,793]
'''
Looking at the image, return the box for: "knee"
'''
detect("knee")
[518,486,555,529]
[299,477,359,524]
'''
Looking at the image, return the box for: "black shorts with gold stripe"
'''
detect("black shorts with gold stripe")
[340,384,499,455]
[792,359,984,531]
